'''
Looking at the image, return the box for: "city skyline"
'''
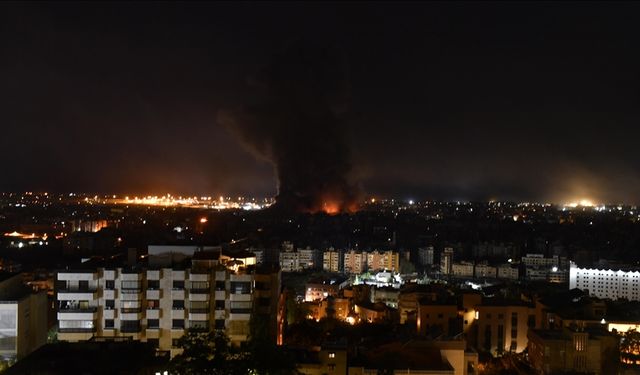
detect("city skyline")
[2,2,640,204]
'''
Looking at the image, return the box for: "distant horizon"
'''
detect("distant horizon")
[2,191,637,206]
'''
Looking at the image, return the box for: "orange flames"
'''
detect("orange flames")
[319,199,359,215]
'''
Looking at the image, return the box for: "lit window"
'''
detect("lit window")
[328,352,335,358]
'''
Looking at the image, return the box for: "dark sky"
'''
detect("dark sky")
[2,2,640,203]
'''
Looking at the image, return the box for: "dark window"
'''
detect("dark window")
[105,300,115,309]
[148,338,159,348]
[215,281,226,290]
[498,313,504,320]
[437,313,443,319]
[528,315,536,328]
[258,297,270,307]
[105,319,114,329]
[172,300,184,309]
[79,280,89,290]
[189,320,209,331]
[172,339,180,347]
[215,300,225,310]
[497,325,504,354]
[147,300,159,309]
[105,280,115,290]
[215,319,225,329]
[486,313,492,319]
[172,319,185,329]
[121,321,141,333]
[173,280,185,289]
[147,319,159,329]
[147,280,160,289]
[484,325,492,351]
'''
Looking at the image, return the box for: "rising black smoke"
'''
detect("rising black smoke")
[218,41,360,213]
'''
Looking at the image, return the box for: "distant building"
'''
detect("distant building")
[279,242,320,272]
[343,251,366,274]
[366,250,400,272]
[474,262,497,279]
[496,263,519,280]
[569,262,640,301]
[451,262,474,278]
[418,246,435,266]
[0,273,48,363]
[440,248,454,275]
[304,276,349,302]
[322,249,342,273]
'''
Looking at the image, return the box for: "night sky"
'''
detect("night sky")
[2,2,640,204]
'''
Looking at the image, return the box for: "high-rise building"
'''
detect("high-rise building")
[418,246,435,266]
[344,251,367,274]
[323,248,342,273]
[440,248,454,275]
[56,252,280,357]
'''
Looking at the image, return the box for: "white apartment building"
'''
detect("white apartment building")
[441,248,454,275]
[0,273,47,363]
[278,243,320,272]
[56,253,280,357]
[569,262,640,301]
[474,263,497,279]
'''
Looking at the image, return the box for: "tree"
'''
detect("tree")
[620,329,640,366]
[169,330,247,375]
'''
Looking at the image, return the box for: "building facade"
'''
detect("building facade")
[56,256,280,357]
[0,273,47,363]
[569,262,640,301]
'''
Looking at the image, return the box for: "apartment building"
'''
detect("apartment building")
[569,261,640,301]
[343,251,367,274]
[0,273,47,363]
[474,302,536,355]
[322,249,342,273]
[56,251,280,357]
[451,262,474,278]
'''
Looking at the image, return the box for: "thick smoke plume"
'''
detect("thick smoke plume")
[218,41,360,213]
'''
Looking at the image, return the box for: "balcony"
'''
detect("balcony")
[103,308,116,319]
[214,310,226,320]
[57,307,98,320]
[230,293,251,302]
[57,271,98,281]
[57,289,98,301]
[189,312,209,321]
[146,329,160,339]
[215,271,227,281]
[146,289,161,300]
[189,272,210,282]
[189,293,209,302]
[103,289,116,300]
[171,289,185,300]
[120,308,143,320]
[120,291,143,301]
[103,269,117,279]
[147,269,161,280]
[58,327,97,333]
[230,274,252,283]
[172,270,185,280]
[229,312,251,321]
[172,309,185,319]
[146,308,161,319]
[121,269,143,280]
[214,290,226,300]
